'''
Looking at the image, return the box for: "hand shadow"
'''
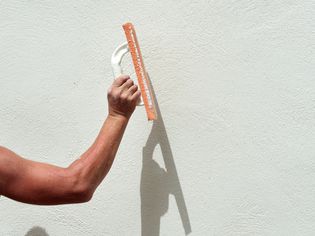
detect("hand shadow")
[140,74,192,236]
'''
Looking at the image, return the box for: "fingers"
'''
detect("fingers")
[113,75,135,91]
[108,75,142,118]
[128,84,138,94]
[112,74,140,103]
[120,78,134,90]
[121,83,141,104]
[128,85,142,104]
[113,75,129,87]
[130,90,141,101]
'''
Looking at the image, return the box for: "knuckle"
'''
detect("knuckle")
[114,90,121,98]
[114,78,122,85]
[121,93,128,101]
[108,92,115,99]
[107,87,113,95]
[121,74,130,79]
[114,75,129,85]
[107,87,113,93]
[109,90,120,99]
[118,75,129,80]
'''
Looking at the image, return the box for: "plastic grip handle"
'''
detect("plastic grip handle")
[111,42,144,106]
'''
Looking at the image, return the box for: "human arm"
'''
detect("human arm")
[0,75,140,205]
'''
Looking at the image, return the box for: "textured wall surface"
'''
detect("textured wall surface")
[0,1,314,235]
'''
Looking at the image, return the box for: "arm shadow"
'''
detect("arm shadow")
[140,74,192,236]
[25,226,49,236]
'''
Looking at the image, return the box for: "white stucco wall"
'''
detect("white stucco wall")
[0,1,314,235]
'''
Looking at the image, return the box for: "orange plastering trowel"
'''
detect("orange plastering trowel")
[111,22,157,121]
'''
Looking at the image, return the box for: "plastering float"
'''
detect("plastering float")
[111,22,157,121]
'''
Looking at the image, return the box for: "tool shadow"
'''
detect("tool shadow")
[140,75,191,236]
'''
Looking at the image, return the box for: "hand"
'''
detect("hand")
[107,75,141,120]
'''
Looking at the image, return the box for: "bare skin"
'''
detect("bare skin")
[0,75,141,205]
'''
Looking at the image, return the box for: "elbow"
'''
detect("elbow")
[65,167,95,203]
[72,184,94,203]
[76,190,94,203]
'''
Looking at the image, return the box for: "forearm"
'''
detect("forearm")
[0,114,128,205]
[68,114,129,193]
[67,74,139,198]
[0,75,139,205]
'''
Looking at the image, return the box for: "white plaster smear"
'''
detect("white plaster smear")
[0,1,314,235]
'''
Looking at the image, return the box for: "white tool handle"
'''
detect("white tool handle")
[111,42,144,106]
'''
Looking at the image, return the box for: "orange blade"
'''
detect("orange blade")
[122,22,157,121]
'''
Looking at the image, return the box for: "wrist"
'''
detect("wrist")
[107,113,130,124]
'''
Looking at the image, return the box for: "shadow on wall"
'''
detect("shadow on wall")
[141,74,192,236]
[25,226,49,236]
